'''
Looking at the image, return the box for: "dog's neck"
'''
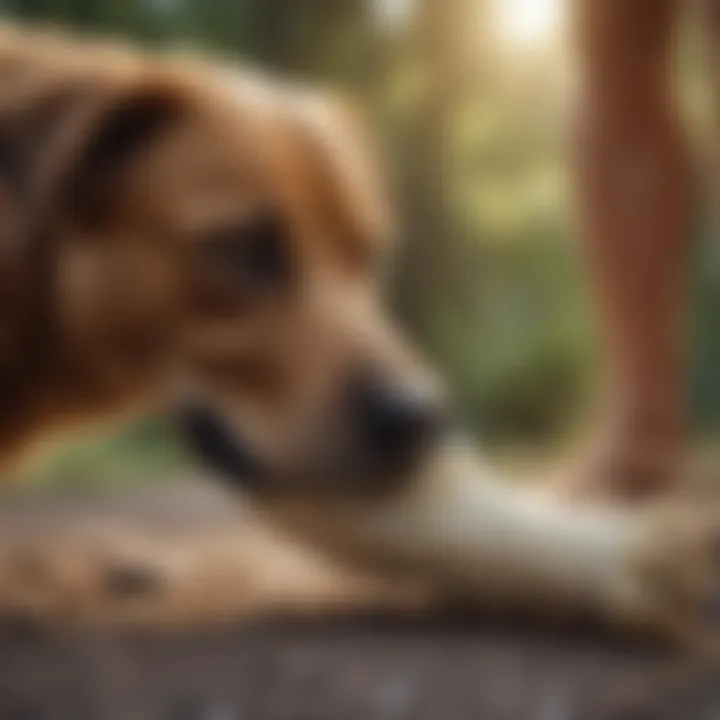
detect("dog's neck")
[0,239,58,461]
[0,233,157,468]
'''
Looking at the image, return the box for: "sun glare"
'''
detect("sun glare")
[373,0,414,31]
[494,0,563,49]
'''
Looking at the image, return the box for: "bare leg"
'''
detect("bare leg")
[568,0,691,500]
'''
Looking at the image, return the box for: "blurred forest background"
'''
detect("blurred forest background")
[1,0,719,485]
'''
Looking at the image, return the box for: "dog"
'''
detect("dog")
[0,25,715,640]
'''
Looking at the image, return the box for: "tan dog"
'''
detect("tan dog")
[0,25,714,639]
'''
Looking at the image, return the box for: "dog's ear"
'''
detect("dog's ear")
[290,91,393,264]
[62,84,186,229]
[0,78,186,228]
[0,80,89,200]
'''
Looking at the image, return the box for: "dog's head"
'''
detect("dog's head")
[1,39,447,497]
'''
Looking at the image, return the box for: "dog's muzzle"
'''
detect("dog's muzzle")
[178,378,448,500]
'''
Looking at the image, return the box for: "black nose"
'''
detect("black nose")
[352,374,445,468]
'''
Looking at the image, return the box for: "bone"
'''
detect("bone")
[255,437,692,630]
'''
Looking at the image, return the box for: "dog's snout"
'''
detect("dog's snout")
[352,373,444,467]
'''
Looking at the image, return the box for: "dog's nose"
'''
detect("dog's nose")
[352,374,445,467]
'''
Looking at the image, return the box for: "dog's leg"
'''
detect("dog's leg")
[261,439,716,637]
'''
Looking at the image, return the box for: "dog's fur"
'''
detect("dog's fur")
[0,25,714,638]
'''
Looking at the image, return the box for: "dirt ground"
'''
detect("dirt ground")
[0,479,719,720]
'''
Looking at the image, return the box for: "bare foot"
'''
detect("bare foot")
[549,422,682,505]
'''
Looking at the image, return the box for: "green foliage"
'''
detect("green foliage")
[423,238,594,443]
[689,215,720,435]
[19,416,186,487]
[385,9,595,445]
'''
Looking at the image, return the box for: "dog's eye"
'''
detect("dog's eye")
[200,211,292,292]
